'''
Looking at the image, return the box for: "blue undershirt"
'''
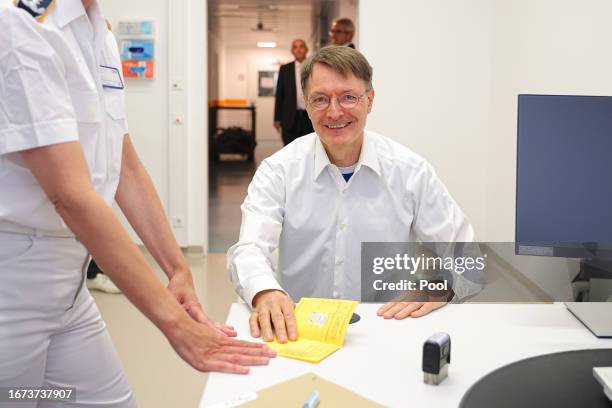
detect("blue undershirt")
[338,164,357,182]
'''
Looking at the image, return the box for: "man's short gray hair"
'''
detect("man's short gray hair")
[301,45,373,94]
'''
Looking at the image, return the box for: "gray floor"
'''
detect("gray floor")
[208,139,283,252]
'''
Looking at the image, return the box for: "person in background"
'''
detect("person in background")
[0,1,274,406]
[274,39,314,146]
[330,17,356,48]
[228,46,481,344]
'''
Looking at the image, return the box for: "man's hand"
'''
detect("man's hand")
[273,121,281,133]
[377,301,446,319]
[250,290,297,343]
[167,314,276,374]
[168,272,237,337]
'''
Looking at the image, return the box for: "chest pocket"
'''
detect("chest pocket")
[104,90,126,121]
[103,89,127,184]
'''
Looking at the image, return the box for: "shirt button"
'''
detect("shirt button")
[335,258,344,266]
[333,290,340,298]
[339,223,346,231]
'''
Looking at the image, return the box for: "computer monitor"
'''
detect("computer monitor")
[515,94,612,259]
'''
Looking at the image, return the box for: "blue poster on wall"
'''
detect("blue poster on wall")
[120,40,154,61]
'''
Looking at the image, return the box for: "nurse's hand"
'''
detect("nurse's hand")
[168,272,237,337]
[376,301,446,319]
[250,290,297,343]
[167,315,276,374]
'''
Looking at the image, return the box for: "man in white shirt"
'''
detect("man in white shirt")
[228,46,478,344]
[0,1,273,405]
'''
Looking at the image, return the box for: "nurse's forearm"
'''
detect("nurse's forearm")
[115,135,188,279]
[19,141,186,333]
[61,191,185,329]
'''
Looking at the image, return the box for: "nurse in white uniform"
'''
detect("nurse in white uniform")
[0,1,274,406]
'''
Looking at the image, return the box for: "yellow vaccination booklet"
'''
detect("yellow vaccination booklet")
[267,297,358,363]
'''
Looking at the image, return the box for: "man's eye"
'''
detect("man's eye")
[342,94,358,102]
[312,97,328,105]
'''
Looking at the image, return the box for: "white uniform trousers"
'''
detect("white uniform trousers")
[0,231,136,408]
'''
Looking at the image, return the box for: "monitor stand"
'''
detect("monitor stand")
[566,259,612,337]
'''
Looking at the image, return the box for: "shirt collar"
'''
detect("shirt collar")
[313,135,332,180]
[53,0,87,28]
[88,1,108,56]
[358,130,381,176]
[55,0,107,55]
[313,131,381,180]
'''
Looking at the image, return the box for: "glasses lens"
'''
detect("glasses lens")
[311,96,329,110]
[339,94,359,108]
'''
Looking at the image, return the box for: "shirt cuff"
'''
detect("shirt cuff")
[241,274,287,308]
[451,273,483,302]
[0,119,78,155]
[119,118,129,135]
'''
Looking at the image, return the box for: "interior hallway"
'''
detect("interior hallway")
[209,138,283,252]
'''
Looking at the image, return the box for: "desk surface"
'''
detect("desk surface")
[200,303,612,407]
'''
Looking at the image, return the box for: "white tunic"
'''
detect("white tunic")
[0,0,127,232]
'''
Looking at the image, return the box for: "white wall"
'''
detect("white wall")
[487,0,612,241]
[208,31,224,103]
[360,0,492,239]
[101,0,207,248]
[360,0,612,295]
[360,0,612,242]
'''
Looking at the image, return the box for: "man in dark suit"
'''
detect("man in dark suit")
[330,17,356,49]
[274,39,314,146]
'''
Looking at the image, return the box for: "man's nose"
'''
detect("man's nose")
[326,98,343,119]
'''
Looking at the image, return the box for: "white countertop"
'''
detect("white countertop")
[200,302,612,408]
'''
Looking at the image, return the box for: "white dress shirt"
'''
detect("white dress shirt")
[0,0,127,232]
[228,131,476,306]
[294,60,305,110]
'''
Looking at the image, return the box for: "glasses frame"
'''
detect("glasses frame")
[330,29,352,35]
[306,90,370,111]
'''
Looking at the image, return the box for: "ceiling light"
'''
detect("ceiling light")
[257,41,277,48]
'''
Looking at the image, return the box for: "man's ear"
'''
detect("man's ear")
[367,89,375,113]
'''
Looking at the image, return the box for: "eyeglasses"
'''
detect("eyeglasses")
[307,91,369,111]
[330,29,352,35]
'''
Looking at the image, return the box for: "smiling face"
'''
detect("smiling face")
[305,63,374,154]
[330,22,354,46]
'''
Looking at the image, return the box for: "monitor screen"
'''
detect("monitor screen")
[515,95,612,258]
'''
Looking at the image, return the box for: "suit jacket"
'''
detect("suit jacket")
[274,61,300,129]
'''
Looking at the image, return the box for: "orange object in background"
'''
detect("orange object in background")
[208,99,249,107]
[122,60,154,79]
